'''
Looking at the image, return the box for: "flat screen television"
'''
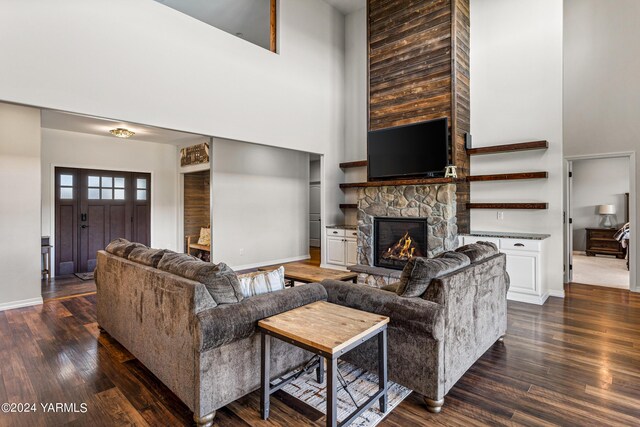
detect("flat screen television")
[367,118,449,180]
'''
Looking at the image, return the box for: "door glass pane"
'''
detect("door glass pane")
[102,177,113,188]
[60,174,73,186]
[114,189,125,200]
[88,176,100,187]
[60,187,73,199]
[136,178,147,189]
[137,190,147,201]
[88,188,100,199]
[101,189,113,199]
[114,177,125,188]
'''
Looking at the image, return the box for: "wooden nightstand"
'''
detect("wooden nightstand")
[585,228,626,259]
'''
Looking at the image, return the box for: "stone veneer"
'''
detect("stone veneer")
[356,184,458,287]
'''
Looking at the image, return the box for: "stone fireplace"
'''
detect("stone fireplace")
[351,183,458,287]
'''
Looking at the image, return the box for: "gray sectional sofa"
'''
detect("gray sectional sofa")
[321,242,509,413]
[95,241,327,426]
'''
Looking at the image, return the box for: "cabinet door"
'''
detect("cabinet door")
[346,238,358,265]
[505,252,537,294]
[327,237,346,265]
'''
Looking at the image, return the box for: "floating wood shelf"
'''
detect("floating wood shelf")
[466,172,548,182]
[339,160,367,169]
[467,140,548,156]
[339,204,357,209]
[466,203,548,210]
[340,177,459,189]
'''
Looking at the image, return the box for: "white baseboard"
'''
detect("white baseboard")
[320,263,348,271]
[0,296,44,312]
[548,289,565,298]
[231,255,310,271]
[507,291,550,305]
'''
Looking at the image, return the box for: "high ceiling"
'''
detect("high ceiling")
[41,110,206,146]
[323,0,366,14]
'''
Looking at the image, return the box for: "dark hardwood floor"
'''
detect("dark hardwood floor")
[41,275,96,301]
[2,283,638,426]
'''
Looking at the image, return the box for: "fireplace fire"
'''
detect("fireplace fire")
[374,217,428,270]
[382,231,422,262]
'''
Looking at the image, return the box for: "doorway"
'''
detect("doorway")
[183,170,211,261]
[565,154,634,289]
[309,156,321,265]
[54,167,151,276]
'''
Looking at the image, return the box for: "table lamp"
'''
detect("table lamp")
[598,204,616,228]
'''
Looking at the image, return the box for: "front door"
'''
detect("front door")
[55,167,151,275]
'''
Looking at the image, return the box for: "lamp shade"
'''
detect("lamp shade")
[598,204,616,215]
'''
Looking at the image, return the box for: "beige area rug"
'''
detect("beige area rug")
[282,360,412,427]
[572,252,629,289]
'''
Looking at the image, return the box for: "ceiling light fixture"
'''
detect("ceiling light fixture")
[109,128,135,139]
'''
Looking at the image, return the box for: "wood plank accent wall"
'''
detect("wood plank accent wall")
[183,170,210,251]
[368,0,471,233]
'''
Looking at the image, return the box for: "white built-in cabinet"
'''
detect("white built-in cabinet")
[326,227,358,269]
[461,235,547,305]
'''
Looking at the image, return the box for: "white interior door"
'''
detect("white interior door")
[565,161,574,283]
[309,184,321,247]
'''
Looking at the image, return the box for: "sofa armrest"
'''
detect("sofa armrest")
[196,283,327,352]
[321,280,444,341]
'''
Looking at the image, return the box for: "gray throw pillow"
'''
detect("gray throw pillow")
[105,238,147,258]
[158,253,244,304]
[128,247,173,268]
[396,252,471,298]
[455,241,498,263]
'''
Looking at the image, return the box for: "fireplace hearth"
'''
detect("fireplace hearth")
[374,217,428,270]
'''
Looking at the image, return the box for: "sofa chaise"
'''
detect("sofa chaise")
[321,242,509,413]
[95,241,327,426]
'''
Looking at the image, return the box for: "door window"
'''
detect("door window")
[59,174,74,199]
[88,175,126,200]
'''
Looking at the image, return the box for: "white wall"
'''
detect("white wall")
[41,128,180,271]
[564,0,639,291]
[571,157,629,251]
[0,103,42,310]
[344,7,367,162]
[0,0,346,263]
[470,0,564,298]
[211,138,310,269]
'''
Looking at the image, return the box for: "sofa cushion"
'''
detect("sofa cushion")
[237,266,285,298]
[128,247,173,268]
[455,241,499,263]
[105,238,147,258]
[157,252,244,304]
[380,282,400,293]
[396,252,471,298]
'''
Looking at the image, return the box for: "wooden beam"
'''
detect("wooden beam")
[339,204,357,209]
[270,0,277,53]
[466,172,548,182]
[467,140,548,156]
[339,160,367,169]
[340,177,459,189]
[466,203,548,210]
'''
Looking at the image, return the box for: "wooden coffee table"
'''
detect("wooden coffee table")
[258,264,357,285]
[258,301,389,427]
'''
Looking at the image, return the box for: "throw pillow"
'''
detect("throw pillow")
[396,252,471,298]
[455,241,498,263]
[198,227,211,246]
[157,252,243,304]
[128,247,173,268]
[105,238,147,258]
[237,266,285,298]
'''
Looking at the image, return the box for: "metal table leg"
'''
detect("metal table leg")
[317,356,325,384]
[261,333,271,420]
[327,357,338,427]
[378,329,388,412]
